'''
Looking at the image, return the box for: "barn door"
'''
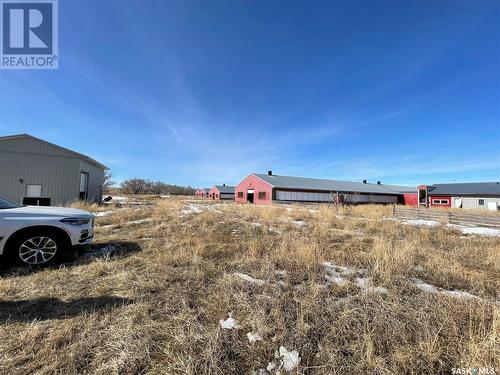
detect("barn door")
[80,172,89,200]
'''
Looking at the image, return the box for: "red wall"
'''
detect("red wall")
[235,175,273,205]
[429,195,452,208]
[403,193,418,206]
[208,187,220,200]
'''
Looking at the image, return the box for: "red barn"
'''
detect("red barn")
[195,188,210,197]
[235,171,417,206]
[208,185,235,200]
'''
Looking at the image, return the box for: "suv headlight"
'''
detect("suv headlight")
[60,217,91,226]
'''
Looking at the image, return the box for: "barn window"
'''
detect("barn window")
[478,199,485,206]
[238,192,244,198]
[258,191,266,199]
[432,199,449,205]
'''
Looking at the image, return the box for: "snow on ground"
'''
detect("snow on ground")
[411,278,499,304]
[278,346,301,372]
[180,203,221,215]
[247,332,263,344]
[403,219,439,227]
[268,226,282,235]
[98,218,153,229]
[110,196,128,202]
[354,277,388,295]
[93,211,114,217]
[321,262,349,286]
[219,314,239,329]
[290,220,306,228]
[402,220,500,237]
[322,262,387,294]
[181,203,203,215]
[448,224,500,237]
[234,273,266,286]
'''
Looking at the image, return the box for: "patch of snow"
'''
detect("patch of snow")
[111,196,129,201]
[97,218,152,229]
[286,207,293,212]
[403,219,439,227]
[268,226,282,235]
[219,314,239,329]
[235,273,266,286]
[411,278,439,294]
[160,195,170,198]
[251,222,262,227]
[127,218,153,225]
[266,362,276,372]
[93,211,114,217]
[411,278,498,304]
[247,332,263,344]
[290,220,306,228]
[354,277,388,294]
[459,227,500,237]
[278,346,301,372]
[413,265,424,272]
[321,262,348,286]
[181,203,203,215]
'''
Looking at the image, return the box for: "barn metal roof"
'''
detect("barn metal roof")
[0,133,108,170]
[215,185,235,194]
[254,174,415,195]
[428,182,500,196]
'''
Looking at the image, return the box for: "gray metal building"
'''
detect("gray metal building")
[0,134,108,205]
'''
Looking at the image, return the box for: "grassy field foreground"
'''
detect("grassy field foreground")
[0,197,498,374]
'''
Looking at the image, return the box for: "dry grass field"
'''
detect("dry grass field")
[0,197,498,374]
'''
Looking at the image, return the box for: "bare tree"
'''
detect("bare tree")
[120,178,196,195]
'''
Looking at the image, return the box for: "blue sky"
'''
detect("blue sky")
[1,0,499,187]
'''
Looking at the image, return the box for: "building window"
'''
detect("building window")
[478,199,484,206]
[258,191,266,199]
[237,192,244,198]
[432,199,449,205]
[26,184,42,197]
[216,194,218,198]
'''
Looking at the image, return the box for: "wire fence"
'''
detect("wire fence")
[393,206,500,229]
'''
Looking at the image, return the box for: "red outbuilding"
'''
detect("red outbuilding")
[235,171,418,206]
[208,185,235,200]
[195,188,210,197]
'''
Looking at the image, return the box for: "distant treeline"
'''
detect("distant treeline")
[120,178,196,195]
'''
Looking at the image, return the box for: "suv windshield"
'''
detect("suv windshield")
[0,197,20,209]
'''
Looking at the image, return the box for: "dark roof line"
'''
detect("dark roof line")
[254,173,415,195]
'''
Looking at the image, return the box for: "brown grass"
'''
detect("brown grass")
[0,197,498,374]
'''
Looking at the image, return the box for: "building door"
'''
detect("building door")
[80,172,89,200]
[247,189,254,204]
[418,188,427,207]
[26,184,42,198]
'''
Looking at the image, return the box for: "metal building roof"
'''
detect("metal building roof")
[215,185,235,194]
[428,182,500,196]
[0,133,108,170]
[254,174,415,195]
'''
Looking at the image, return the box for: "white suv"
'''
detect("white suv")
[0,197,95,266]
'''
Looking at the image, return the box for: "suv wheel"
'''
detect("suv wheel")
[12,231,64,266]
